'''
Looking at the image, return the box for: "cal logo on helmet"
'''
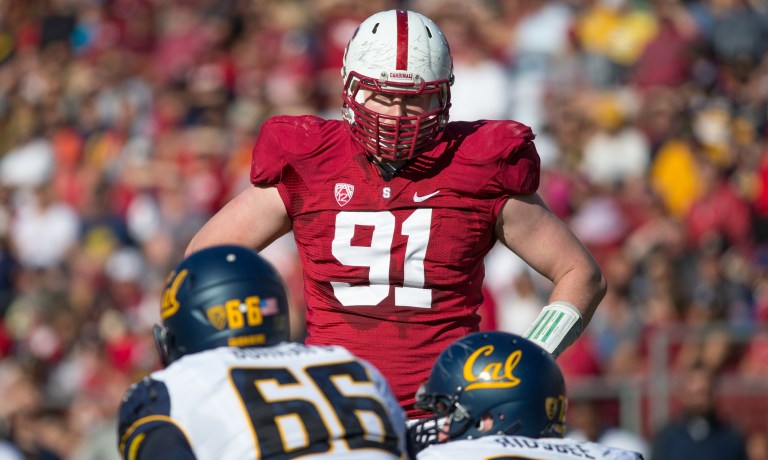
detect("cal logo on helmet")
[463,346,522,391]
[161,269,188,320]
[411,331,568,449]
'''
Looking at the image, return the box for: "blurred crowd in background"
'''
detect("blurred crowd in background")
[0,0,767,458]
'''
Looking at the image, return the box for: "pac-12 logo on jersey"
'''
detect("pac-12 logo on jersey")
[335,183,355,207]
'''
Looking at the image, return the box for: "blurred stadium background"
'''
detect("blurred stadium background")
[0,0,767,458]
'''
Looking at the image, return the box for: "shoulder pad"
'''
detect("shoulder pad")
[250,116,350,189]
[251,115,335,186]
[478,120,539,194]
[446,120,535,162]
[442,120,540,195]
[118,376,172,439]
[257,115,329,155]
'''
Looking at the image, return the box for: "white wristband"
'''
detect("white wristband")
[524,301,584,358]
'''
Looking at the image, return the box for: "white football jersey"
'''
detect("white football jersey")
[119,343,407,459]
[416,435,645,460]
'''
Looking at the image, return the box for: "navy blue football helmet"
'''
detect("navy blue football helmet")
[153,245,290,366]
[409,331,566,452]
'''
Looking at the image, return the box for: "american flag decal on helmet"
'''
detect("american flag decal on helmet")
[335,183,355,207]
[261,297,279,315]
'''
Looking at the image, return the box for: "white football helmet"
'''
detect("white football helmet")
[341,9,454,161]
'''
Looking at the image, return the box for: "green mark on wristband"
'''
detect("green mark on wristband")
[541,311,565,342]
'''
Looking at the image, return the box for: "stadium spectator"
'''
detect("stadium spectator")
[651,364,749,460]
[567,399,651,459]
[0,0,765,453]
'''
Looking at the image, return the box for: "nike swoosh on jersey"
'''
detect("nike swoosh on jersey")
[413,190,440,202]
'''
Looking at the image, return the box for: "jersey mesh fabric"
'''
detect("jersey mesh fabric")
[416,435,645,460]
[251,116,540,416]
[119,344,406,459]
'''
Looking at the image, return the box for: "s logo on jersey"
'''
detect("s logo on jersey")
[463,346,522,391]
[160,269,188,320]
[335,183,355,207]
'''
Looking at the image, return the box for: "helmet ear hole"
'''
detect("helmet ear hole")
[477,413,494,433]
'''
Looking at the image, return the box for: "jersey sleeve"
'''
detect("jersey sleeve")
[498,126,540,195]
[123,425,196,460]
[250,117,287,186]
[415,446,447,460]
[564,439,646,460]
[118,377,193,459]
[487,121,541,219]
[611,448,646,460]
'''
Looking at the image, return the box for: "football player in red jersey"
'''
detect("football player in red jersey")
[186,9,606,419]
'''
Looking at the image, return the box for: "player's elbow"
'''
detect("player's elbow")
[185,232,216,257]
[184,237,202,257]
[594,268,608,304]
[184,223,233,257]
[587,263,608,318]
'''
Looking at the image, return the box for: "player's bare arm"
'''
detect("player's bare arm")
[185,185,291,256]
[495,193,607,356]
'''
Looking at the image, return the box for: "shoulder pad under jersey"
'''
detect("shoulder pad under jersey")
[118,376,172,441]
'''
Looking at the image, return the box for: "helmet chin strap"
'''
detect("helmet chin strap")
[368,154,408,181]
[501,420,522,436]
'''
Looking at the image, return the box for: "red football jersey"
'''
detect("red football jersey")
[251,115,540,417]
